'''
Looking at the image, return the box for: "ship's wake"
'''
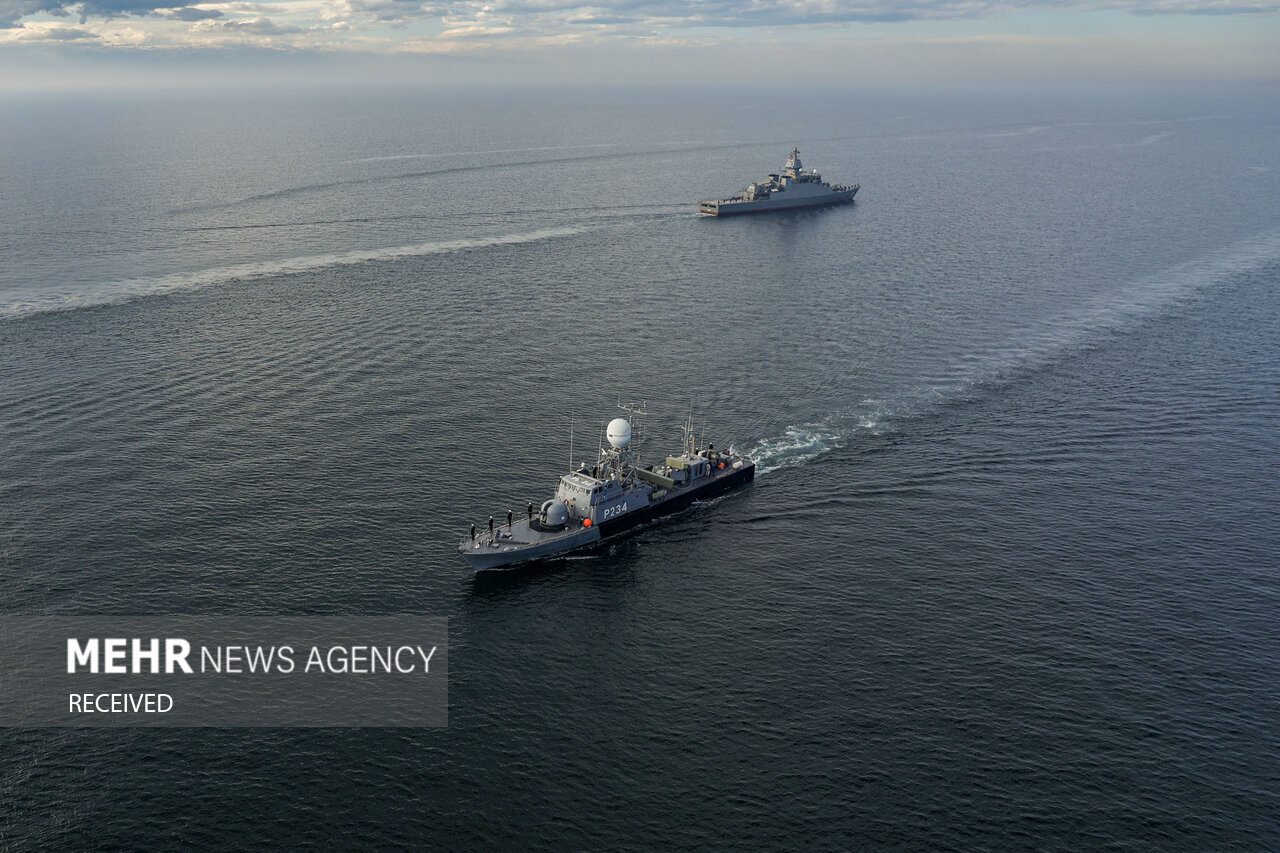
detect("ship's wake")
[1,225,595,321]
[747,401,894,476]
[179,140,759,214]
[747,227,1280,476]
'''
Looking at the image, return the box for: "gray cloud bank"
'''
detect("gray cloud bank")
[403,0,1280,30]
[2,0,1277,33]
[167,5,222,19]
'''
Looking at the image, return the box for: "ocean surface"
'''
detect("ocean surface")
[1,86,1278,849]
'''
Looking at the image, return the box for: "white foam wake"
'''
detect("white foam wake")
[749,227,1280,476]
[1,225,594,321]
[749,423,844,476]
[748,402,895,476]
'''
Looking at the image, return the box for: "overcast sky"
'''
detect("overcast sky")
[2,0,1278,88]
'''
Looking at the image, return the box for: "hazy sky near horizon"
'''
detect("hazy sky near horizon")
[1,0,1278,87]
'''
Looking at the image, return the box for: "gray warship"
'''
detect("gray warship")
[699,147,858,216]
[460,405,755,571]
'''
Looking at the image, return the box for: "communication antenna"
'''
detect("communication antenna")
[569,417,574,471]
[616,399,647,421]
[683,402,696,456]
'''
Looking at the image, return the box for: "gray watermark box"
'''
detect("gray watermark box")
[0,615,448,727]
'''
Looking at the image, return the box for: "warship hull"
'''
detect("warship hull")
[597,460,754,538]
[462,525,602,571]
[461,460,755,572]
[699,187,858,216]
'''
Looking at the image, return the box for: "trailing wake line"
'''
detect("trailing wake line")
[1,225,596,322]
[748,227,1280,476]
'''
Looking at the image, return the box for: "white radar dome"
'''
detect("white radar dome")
[606,417,632,448]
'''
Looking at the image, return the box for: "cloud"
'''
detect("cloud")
[4,20,97,34]
[332,0,426,23]
[193,12,299,30]
[40,19,92,30]
[163,5,223,19]
[1,0,68,27]
[76,0,177,21]
[3,0,1278,48]
[1131,0,1275,11]
[366,0,1280,39]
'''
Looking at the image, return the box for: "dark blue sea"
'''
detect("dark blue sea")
[1,86,1278,849]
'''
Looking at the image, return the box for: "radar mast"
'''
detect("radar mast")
[598,400,646,482]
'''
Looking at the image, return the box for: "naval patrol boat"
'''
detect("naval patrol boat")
[460,405,755,571]
[699,147,858,216]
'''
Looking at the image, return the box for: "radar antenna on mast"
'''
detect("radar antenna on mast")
[594,399,647,482]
